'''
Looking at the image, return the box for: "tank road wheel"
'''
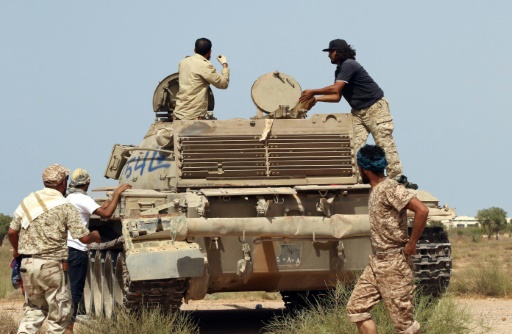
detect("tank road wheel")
[103,251,117,319]
[83,251,95,316]
[114,252,126,310]
[280,290,329,312]
[92,251,105,316]
[410,226,452,296]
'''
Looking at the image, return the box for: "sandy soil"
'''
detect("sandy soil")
[1,297,511,333]
[458,298,512,334]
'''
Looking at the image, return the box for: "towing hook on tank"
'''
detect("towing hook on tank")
[237,232,253,281]
[209,237,219,250]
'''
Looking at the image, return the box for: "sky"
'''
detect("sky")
[1,1,511,218]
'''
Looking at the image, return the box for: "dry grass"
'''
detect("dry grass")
[0,312,19,334]
[264,282,491,334]
[0,246,21,300]
[448,230,512,297]
[75,307,198,334]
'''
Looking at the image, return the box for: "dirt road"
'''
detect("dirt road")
[2,298,511,333]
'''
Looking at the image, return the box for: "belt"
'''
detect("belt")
[21,254,68,263]
[21,254,40,259]
[374,248,403,259]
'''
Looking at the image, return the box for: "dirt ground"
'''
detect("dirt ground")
[457,298,512,334]
[1,297,511,333]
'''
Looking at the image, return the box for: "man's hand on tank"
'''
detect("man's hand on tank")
[403,241,416,256]
[307,97,317,110]
[115,184,132,194]
[217,55,228,65]
[299,90,314,102]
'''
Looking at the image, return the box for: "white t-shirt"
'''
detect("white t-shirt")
[67,192,101,251]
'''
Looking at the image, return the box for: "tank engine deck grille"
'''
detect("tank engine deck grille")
[177,133,353,180]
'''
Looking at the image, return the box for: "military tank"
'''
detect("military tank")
[84,71,455,317]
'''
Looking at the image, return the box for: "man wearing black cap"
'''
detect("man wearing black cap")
[299,40,415,188]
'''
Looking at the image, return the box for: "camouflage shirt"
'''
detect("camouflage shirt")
[369,178,415,252]
[10,203,89,260]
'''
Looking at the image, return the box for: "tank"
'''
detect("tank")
[83,71,455,317]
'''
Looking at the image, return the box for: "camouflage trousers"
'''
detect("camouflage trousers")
[18,258,73,334]
[352,98,403,179]
[346,251,420,334]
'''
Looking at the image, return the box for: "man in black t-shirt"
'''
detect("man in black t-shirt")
[300,39,415,187]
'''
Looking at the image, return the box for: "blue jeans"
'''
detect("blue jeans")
[68,247,88,322]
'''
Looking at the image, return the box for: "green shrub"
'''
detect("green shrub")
[469,227,484,243]
[75,307,198,334]
[264,282,491,334]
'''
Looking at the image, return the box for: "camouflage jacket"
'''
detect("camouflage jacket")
[10,197,89,260]
[369,178,415,252]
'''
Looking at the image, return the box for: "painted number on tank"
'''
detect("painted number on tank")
[125,150,171,178]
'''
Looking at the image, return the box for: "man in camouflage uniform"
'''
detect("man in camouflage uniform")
[174,37,229,120]
[299,39,414,187]
[346,145,428,334]
[8,164,101,334]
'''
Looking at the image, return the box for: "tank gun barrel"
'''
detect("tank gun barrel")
[186,215,370,239]
[124,214,371,242]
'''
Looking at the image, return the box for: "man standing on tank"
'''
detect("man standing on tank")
[299,39,415,188]
[174,38,230,120]
[65,168,131,332]
[345,145,428,334]
[7,164,101,334]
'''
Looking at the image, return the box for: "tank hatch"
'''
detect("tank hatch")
[152,73,215,122]
[251,71,307,119]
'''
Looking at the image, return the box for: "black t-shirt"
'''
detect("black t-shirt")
[335,59,384,110]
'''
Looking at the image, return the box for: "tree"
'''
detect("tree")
[476,207,508,240]
[0,213,13,246]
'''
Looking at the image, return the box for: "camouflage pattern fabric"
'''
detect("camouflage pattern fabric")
[346,177,419,333]
[69,168,90,188]
[18,258,72,334]
[346,253,420,333]
[42,164,70,187]
[10,203,89,261]
[352,98,402,179]
[369,178,415,252]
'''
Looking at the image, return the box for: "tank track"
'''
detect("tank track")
[120,256,187,312]
[86,240,187,316]
[411,226,452,296]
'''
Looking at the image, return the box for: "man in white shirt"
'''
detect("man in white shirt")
[66,168,130,330]
[174,37,229,120]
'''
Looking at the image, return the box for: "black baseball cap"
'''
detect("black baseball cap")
[322,39,348,52]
